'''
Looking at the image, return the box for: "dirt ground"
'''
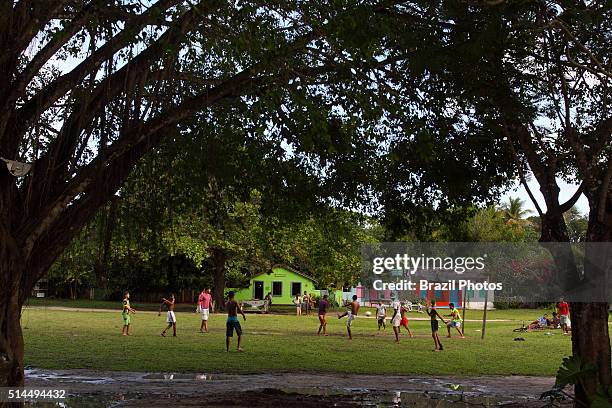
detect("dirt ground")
[23,368,573,407]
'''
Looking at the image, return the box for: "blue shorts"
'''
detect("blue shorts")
[226,319,242,337]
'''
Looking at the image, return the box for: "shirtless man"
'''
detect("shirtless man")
[159,294,176,337]
[317,294,330,336]
[225,291,246,352]
[337,295,360,340]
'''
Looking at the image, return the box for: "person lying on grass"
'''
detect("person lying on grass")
[337,295,360,340]
[226,291,246,352]
[159,294,177,337]
[527,314,552,331]
[445,303,465,338]
[121,291,136,336]
[427,300,446,352]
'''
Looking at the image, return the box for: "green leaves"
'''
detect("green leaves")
[555,355,596,388]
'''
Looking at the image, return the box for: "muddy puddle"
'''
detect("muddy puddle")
[23,368,568,407]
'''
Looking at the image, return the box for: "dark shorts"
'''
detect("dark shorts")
[226,320,242,337]
[431,320,439,332]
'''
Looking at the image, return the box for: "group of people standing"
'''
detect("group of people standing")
[293,291,317,316]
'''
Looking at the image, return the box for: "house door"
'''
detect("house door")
[291,282,302,297]
[254,281,264,300]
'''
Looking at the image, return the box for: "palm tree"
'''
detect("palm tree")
[501,197,532,226]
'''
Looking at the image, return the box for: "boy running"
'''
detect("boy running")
[121,291,136,336]
[337,295,360,340]
[376,301,387,331]
[226,291,246,352]
[159,294,177,337]
[317,294,330,336]
[427,299,446,351]
[400,302,414,338]
[445,303,464,338]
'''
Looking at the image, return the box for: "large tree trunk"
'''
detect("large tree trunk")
[541,208,612,406]
[0,238,26,389]
[212,248,226,312]
[570,202,612,406]
[570,302,610,404]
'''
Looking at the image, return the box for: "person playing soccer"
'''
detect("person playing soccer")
[376,301,387,331]
[445,302,464,338]
[121,291,136,336]
[391,296,402,343]
[226,291,246,352]
[197,288,212,333]
[159,294,177,337]
[400,302,414,338]
[337,295,360,340]
[427,299,446,351]
[317,294,330,336]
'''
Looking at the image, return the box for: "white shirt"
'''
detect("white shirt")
[376,305,386,317]
[391,300,401,316]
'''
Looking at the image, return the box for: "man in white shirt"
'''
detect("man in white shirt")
[391,297,402,343]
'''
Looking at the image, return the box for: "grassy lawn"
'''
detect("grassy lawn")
[25,297,573,321]
[21,307,591,377]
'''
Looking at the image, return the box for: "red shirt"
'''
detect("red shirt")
[199,292,212,309]
[558,302,569,316]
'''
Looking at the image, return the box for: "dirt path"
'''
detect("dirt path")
[24,368,568,407]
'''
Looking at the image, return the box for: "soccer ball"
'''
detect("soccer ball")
[364,311,372,317]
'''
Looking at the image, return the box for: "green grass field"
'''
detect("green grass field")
[21,306,597,377]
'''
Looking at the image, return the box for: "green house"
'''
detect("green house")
[232,265,317,305]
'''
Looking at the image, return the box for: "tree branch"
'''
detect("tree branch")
[14,0,183,131]
[559,182,585,213]
[597,154,612,223]
[505,133,544,217]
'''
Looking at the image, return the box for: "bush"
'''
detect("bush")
[493,297,524,309]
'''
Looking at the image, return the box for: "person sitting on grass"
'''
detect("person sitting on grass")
[427,299,446,351]
[337,295,360,340]
[445,303,465,338]
[121,291,136,336]
[159,294,177,337]
[551,312,560,328]
[376,301,387,331]
[527,313,552,331]
[226,291,246,352]
[317,294,330,336]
